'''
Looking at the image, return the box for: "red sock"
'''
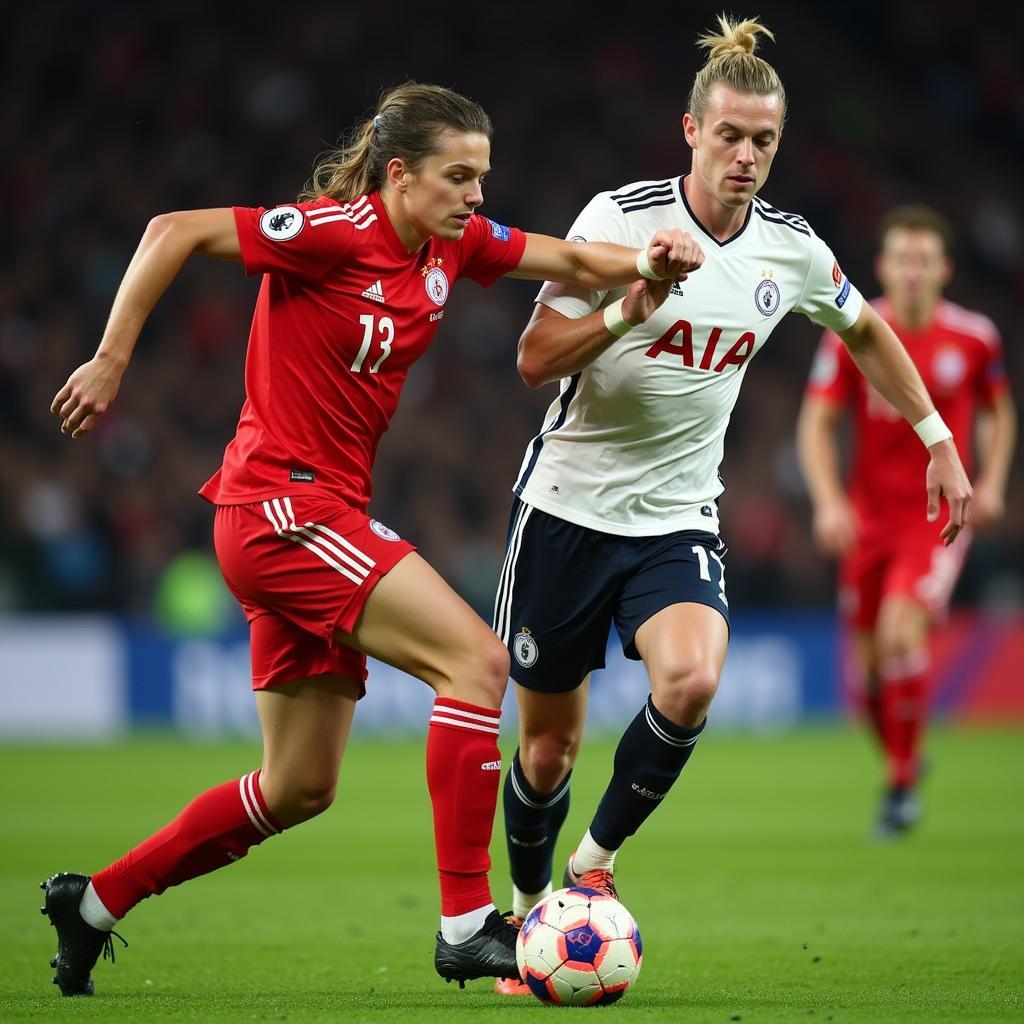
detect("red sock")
[880,653,929,789]
[92,770,282,919]
[426,697,502,916]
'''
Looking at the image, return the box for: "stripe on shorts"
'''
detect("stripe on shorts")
[493,501,534,644]
[261,498,373,587]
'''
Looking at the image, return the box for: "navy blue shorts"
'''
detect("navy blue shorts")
[492,498,729,693]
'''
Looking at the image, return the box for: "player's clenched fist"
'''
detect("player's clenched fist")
[50,355,124,438]
[645,229,704,280]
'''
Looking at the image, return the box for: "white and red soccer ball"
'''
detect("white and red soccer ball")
[515,887,643,1006]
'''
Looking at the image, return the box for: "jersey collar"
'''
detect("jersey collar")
[677,175,752,247]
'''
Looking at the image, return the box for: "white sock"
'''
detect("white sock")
[513,882,551,920]
[571,829,618,875]
[440,902,496,944]
[78,881,118,932]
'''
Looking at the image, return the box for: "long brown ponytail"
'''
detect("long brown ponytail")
[299,82,493,203]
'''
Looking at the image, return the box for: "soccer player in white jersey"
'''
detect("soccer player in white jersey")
[492,15,973,995]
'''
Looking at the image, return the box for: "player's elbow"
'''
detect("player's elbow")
[517,342,551,389]
[517,360,546,389]
[145,210,230,259]
[144,212,178,241]
[143,211,199,253]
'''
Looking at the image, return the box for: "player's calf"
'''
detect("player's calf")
[586,697,706,859]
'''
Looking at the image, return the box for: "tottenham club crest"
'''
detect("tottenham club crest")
[513,627,539,669]
[755,274,780,316]
[259,205,304,241]
[424,267,449,306]
[369,519,400,542]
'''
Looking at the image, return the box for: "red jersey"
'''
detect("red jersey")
[806,298,1007,529]
[199,193,526,511]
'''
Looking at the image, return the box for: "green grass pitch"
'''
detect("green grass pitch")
[1,726,1021,1022]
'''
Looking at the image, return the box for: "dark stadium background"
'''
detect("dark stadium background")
[2,8,1022,1020]
[1,1,1020,630]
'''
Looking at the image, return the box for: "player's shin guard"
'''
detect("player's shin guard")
[589,697,704,851]
[503,749,570,898]
[427,698,502,916]
[90,770,282,920]
[880,652,929,789]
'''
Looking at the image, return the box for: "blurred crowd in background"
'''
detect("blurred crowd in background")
[2,2,1021,631]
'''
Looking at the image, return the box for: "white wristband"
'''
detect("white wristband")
[913,410,953,448]
[635,248,665,281]
[602,298,634,338]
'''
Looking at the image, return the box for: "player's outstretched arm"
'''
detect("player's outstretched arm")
[838,303,972,544]
[51,209,240,438]
[796,395,859,557]
[507,229,703,290]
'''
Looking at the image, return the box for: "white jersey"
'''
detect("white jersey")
[513,175,865,536]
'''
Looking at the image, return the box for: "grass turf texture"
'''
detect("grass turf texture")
[0,726,1021,1022]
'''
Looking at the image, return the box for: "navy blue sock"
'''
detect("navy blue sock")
[503,748,571,894]
[589,697,705,850]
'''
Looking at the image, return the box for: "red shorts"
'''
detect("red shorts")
[213,495,415,692]
[839,523,972,630]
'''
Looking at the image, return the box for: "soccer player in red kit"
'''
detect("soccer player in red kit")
[798,206,1016,838]
[43,82,704,996]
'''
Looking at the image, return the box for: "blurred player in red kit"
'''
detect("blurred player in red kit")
[42,81,701,996]
[798,205,1016,838]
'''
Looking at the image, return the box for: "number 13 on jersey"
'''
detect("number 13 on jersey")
[351,314,395,373]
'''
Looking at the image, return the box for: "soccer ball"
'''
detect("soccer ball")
[516,887,643,1006]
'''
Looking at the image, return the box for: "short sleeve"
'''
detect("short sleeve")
[457,215,527,287]
[232,201,357,281]
[793,232,864,333]
[535,193,630,319]
[975,318,1009,405]
[806,328,857,406]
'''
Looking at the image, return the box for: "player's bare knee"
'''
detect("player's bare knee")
[520,733,575,791]
[482,636,512,697]
[263,776,337,826]
[653,665,719,725]
[298,787,337,824]
[877,623,924,664]
[441,634,510,708]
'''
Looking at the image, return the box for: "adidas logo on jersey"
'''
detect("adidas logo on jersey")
[480,760,502,771]
[361,280,385,303]
[670,283,685,297]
